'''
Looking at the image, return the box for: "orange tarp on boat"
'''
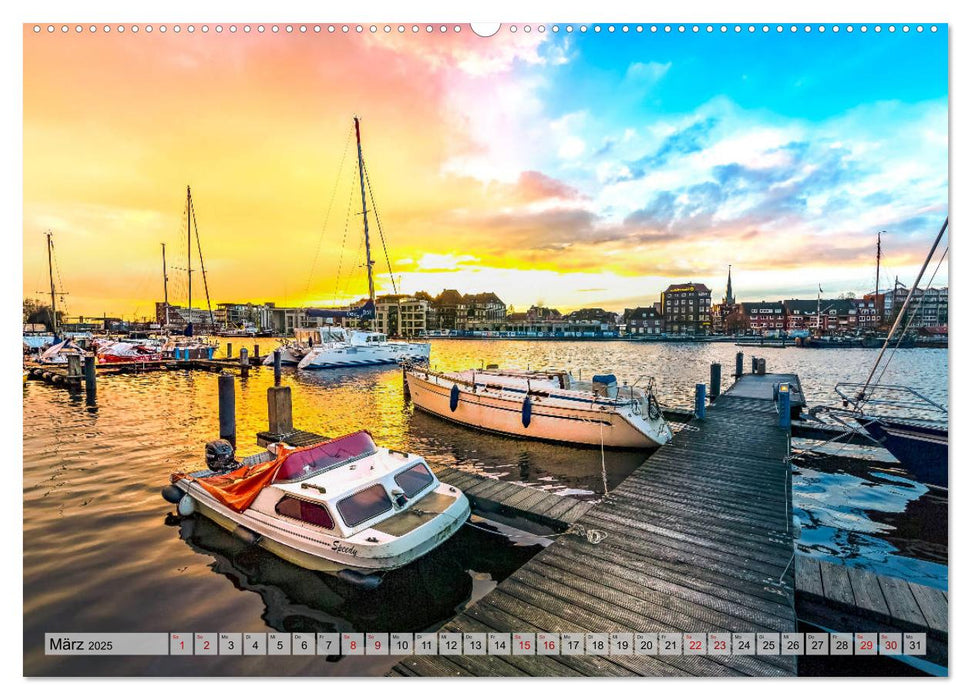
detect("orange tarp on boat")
[172,430,377,513]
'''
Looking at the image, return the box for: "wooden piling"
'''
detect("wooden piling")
[267,385,294,437]
[273,350,282,386]
[226,342,233,359]
[254,344,260,359]
[694,382,706,419]
[752,356,758,374]
[67,354,82,379]
[735,351,743,379]
[709,362,721,400]
[83,355,96,403]
[217,372,236,447]
[239,348,249,378]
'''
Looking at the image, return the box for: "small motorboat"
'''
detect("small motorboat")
[163,430,469,588]
[405,367,672,449]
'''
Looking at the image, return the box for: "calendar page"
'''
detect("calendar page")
[20,1,950,686]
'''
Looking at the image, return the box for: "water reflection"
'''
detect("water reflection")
[791,451,947,589]
[173,514,542,637]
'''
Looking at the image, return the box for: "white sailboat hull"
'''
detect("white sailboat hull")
[405,371,672,449]
[298,341,430,370]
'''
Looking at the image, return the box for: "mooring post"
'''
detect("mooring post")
[67,354,81,379]
[758,358,767,375]
[267,384,293,437]
[218,372,236,447]
[226,342,233,359]
[735,351,743,379]
[694,383,707,420]
[83,355,96,403]
[752,356,758,374]
[710,362,721,400]
[778,382,792,430]
[273,349,282,386]
[239,348,249,378]
[254,344,260,361]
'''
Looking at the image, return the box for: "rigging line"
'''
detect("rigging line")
[189,195,215,325]
[332,176,356,307]
[857,217,948,405]
[870,244,948,394]
[306,125,354,299]
[361,156,398,295]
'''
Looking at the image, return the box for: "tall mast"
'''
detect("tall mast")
[45,230,58,335]
[875,230,883,323]
[162,242,170,326]
[354,117,376,303]
[186,186,193,327]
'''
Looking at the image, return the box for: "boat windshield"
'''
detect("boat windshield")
[273,431,377,483]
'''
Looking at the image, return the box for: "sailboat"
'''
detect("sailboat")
[166,187,218,358]
[298,117,430,370]
[812,219,949,487]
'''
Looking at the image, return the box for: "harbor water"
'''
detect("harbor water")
[23,339,947,675]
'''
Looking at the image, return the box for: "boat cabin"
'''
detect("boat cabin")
[349,331,387,345]
[249,431,440,539]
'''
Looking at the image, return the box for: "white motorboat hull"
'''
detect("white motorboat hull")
[298,342,430,370]
[262,346,307,366]
[177,478,469,575]
[405,371,671,449]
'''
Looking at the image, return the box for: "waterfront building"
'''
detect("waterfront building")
[783,298,857,334]
[624,306,664,336]
[375,295,429,338]
[742,301,786,333]
[214,302,273,331]
[464,292,506,325]
[267,306,328,335]
[661,283,711,334]
[429,289,466,330]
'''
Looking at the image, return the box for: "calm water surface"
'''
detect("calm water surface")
[23,339,947,675]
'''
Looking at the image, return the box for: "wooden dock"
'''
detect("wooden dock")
[794,555,948,668]
[254,427,592,535]
[392,375,797,677]
[25,355,264,386]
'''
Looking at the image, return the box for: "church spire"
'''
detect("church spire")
[725,265,734,305]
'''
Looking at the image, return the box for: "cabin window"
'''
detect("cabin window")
[394,463,434,498]
[275,496,335,530]
[337,484,393,527]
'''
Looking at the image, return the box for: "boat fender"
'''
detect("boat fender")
[177,494,196,516]
[161,485,184,504]
[232,525,262,546]
[336,569,383,590]
[449,384,460,412]
[522,396,532,428]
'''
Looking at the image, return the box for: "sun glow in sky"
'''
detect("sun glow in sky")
[23,24,948,318]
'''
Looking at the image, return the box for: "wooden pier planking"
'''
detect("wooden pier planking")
[392,376,798,676]
[793,554,948,668]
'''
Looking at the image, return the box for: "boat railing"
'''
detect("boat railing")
[831,382,947,426]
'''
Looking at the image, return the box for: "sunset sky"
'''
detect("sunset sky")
[23,24,948,319]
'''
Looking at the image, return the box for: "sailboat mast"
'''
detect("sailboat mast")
[46,230,58,335]
[186,186,193,324]
[875,230,882,322]
[162,242,170,327]
[354,117,376,303]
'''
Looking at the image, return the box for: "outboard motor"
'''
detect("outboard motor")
[205,439,237,472]
[592,374,619,399]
